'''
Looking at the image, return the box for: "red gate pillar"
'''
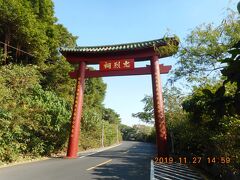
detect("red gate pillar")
[150,55,168,157]
[66,61,86,158]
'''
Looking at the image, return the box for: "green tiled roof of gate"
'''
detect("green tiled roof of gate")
[60,37,178,53]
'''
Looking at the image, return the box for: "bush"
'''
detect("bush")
[171,81,240,175]
[0,64,121,163]
[0,65,71,162]
[80,109,120,149]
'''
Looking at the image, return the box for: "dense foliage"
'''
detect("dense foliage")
[133,86,186,126]
[120,124,155,143]
[0,0,77,65]
[0,0,121,164]
[0,65,71,162]
[172,13,240,83]
[135,12,240,178]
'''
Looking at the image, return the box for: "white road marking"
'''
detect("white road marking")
[86,159,112,171]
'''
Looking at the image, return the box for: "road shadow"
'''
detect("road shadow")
[89,142,156,180]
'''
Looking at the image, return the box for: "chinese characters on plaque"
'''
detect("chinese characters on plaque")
[99,59,134,71]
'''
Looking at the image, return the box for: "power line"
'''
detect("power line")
[0,41,35,57]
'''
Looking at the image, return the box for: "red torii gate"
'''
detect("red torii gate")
[60,37,179,158]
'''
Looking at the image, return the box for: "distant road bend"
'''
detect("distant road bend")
[0,141,155,180]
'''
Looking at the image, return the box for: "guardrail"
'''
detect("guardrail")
[150,160,204,180]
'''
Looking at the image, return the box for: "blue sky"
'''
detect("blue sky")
[53,0,237,126]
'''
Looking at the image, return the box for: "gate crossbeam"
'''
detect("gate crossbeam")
[69,64,171,78]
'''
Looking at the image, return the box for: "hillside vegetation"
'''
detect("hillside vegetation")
[134,13,240,179]
[0,0,121,164]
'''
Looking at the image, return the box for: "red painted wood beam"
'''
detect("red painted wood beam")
[69,64,171,78]
[66,61,86,158]
[65,49,156,65]
[151,56,168,157]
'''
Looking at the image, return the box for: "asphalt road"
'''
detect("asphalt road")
[0,141,156,180]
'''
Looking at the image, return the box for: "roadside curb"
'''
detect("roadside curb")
[0,142,122,169]
[78,143,122,158]
[0,157,50,169]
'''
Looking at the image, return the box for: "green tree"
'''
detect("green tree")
[172,13,240,83]
[40,58,76,103]
[170,11,240,175]
[120,124,155,142]
[84,77,107,109]
[0,0,123,164]
[0,0,77,65]
[0,65,71,162]
[132,95,154,124]
[102,108,121,124]
[132,86,186,126]
[0,0,48,64]
[220,41,240,114]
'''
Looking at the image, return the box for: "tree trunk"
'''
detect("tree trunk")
[4,28,10,64]
[16,43,21,63]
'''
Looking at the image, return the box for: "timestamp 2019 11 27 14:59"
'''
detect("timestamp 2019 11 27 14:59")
[153,156,231,164]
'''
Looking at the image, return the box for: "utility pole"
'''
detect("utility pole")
[101,121,104,147]
[116,124,119,143]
